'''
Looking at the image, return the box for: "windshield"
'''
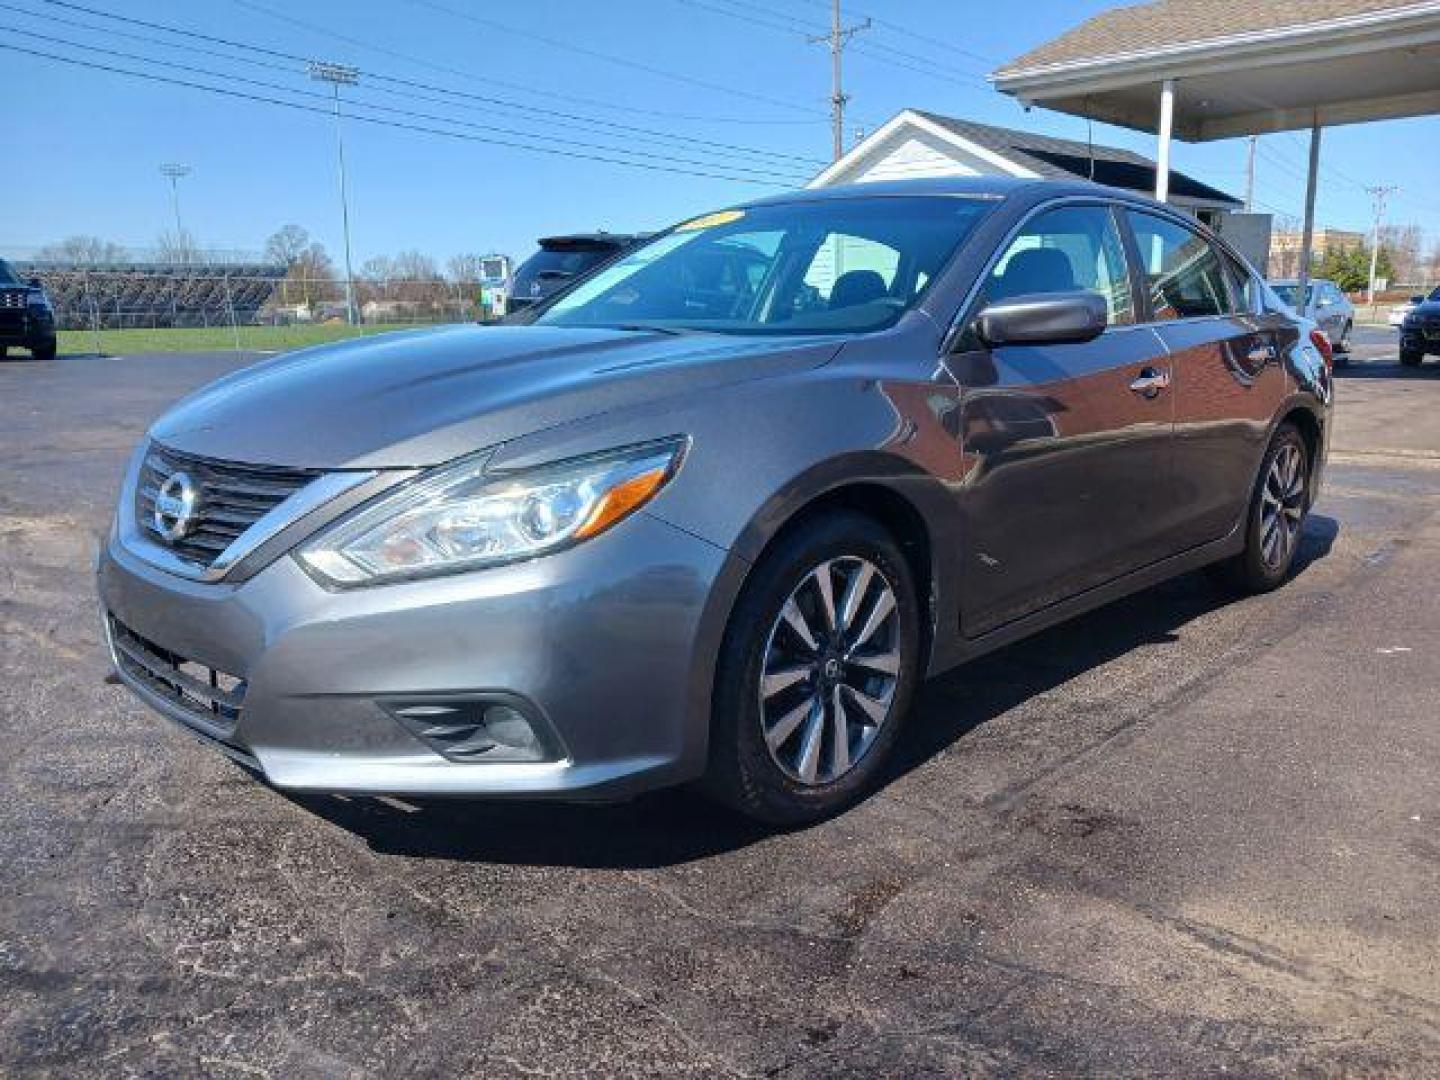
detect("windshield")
[0,259,22,286]
[535,196,995,335]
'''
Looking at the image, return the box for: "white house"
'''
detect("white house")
[810,109,1242,223]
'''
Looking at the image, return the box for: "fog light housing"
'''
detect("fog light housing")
[384,695,561,763]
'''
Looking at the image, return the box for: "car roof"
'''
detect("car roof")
[735,176,1158,210]
[536,233,646,248]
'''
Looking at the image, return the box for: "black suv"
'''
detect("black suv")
[0,259,57,360]
[1400,286,1440,369]
[505,233,647,314]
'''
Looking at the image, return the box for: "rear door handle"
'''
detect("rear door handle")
[1129,366,1171,399]
[1248,344,1277,364]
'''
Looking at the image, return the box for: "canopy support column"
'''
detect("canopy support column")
[1296,121,1322,312]
[1154,78,1175,201]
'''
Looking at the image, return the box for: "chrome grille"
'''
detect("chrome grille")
[0,290,25,309]
[108,616,247,734]
[137,444,320,567]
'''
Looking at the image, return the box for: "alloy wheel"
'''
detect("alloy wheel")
[1260,442,1306,570]
[758,556,900,786]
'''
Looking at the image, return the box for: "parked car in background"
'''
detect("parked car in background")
[505,233,648,314]
[0,259,57,360]
[1390,286,1440,328]
[1399,290,1440,368]
[98,179,1331,824]
[1269,278,1353,362]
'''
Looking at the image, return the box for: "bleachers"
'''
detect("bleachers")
[18,262,288,330]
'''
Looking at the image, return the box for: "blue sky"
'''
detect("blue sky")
[8,0,1439,266]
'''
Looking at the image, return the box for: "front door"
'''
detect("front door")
[951,203,1177,638]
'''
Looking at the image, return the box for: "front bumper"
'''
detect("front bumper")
[0,309,54,346]
[1400,325,1439,353]
[98,513,738,799]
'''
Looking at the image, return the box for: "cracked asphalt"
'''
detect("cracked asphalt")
[2,331,1438,1077]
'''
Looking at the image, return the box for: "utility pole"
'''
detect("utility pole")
[1364,184,1398,307]
[310,60,360,326]
[1244,135,1257,213]
[809,1,870,162]
[158,163,191,239]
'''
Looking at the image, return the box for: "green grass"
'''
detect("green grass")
[55,322,444,356]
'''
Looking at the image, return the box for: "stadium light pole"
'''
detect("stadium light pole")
[158,163,191,239]
[309,61,360,325]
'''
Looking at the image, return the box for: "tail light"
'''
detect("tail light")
[1309,328,1333,373]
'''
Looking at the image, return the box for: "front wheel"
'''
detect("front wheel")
[30,338,57,361]
[703,510,921,825]
[1400,349,1424,368]
[1211,424,1309,594]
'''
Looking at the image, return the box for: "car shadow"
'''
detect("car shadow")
[284,514,1340,870]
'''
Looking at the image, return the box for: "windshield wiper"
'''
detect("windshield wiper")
[607,323,690,336]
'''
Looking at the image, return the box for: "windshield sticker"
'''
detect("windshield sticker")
[676,209,745,232]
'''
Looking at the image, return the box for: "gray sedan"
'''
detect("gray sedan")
[98,179,1331,824]
[1270,277,1354,361]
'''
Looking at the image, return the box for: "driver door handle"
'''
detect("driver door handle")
[1129,366,1171,399]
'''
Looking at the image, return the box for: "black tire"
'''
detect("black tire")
[703,509,921,825]
[1210,423,1309,595]
[1400,349,1424,368]
[30,338,57,361]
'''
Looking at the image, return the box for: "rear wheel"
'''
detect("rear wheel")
[1335,321,1352,357]
[1400,349,1424,368]
[703,510,920,825]
[1211,423,1309,594]
[30,338,56,361]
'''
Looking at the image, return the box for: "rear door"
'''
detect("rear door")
[1123,209,1290,550]
[953,201,1178,638]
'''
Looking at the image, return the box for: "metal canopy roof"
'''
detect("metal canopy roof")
[992,0,1440,140]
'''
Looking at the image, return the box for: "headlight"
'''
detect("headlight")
[297,438,686,586]
[27,292,51,311]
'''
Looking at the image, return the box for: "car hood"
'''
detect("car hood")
[150,324,844,469]
[1408,301,1440,319]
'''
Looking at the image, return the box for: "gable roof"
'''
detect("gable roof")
[827,110,1240,207]
[996,0,1428,75]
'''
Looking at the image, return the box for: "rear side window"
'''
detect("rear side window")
[982,204,1135,326]
[1126,211,1235,320]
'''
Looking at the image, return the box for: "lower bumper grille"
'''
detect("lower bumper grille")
[108,616,247,734]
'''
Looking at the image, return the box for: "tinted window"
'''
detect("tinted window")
[0,259,22,286]
[982,204,1134,326]
[511,247,616,301]
[537,196,994,335]
[1127,211,1235,320]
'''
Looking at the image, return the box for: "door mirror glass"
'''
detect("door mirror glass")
[1412,294,1426,304]
[975,291,1108,347]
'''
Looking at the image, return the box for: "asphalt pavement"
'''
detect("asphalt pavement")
[2,337,1438,1076]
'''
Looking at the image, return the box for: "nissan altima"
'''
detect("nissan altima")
[98,179,1332,824]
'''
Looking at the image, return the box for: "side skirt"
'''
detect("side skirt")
[926,526,1245,676]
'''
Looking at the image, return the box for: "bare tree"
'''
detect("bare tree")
[446,253,488,284]
[34,235,129,266]
[265,224,312,268]
[1378,223,1424,285]
[287,243,338,308]
[156,228,201,266]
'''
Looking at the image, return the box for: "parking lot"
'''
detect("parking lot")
[2,333,1438,1075]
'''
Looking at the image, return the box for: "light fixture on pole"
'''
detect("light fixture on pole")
[309,60,360,326]
[158,162,191,239]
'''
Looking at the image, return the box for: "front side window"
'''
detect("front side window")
[980,204,1134,326]
[0,259,22,286]
[1127,211,1235,320]
[535,196,995,336]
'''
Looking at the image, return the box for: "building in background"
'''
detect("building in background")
[1268,227,1365,278]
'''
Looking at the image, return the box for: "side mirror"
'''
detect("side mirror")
[1412,294,1426,304]
[27,277,42,289]
[974,291,1108,348]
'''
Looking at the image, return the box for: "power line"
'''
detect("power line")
[0,41,806,187]
[228,0,825,127]
[3,24,814,183]
[12,0,826,169]
[790,0,999,66]
[403,0,826,117]
[808,1,870,162]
